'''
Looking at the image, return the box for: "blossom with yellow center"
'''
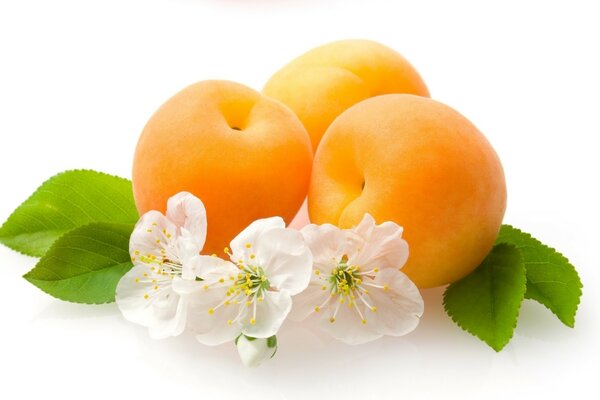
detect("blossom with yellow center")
[115,192,208,339]
[292,214,424,345]
[184,217,313,346]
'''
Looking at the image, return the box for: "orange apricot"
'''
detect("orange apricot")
[308,94,507,288]
[263,39,430,151]
[133,80,313,255]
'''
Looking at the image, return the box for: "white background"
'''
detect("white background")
[1,1,599,399]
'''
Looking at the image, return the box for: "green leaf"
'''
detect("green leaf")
[443,244,526,351]
[23,222,134,304]
[0,170,139,257]
[496,224,583,327]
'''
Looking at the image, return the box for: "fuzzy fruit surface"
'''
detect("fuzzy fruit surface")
[263,39,430,152]
[308,94,507,288]
[133,80,313,255]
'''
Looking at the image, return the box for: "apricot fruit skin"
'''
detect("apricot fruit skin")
[263,39,430,151]
[308,94,507,288]
[133,80,313,255]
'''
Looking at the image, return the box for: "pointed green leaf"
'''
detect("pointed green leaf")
[443,244,526,351]
[496,224,583,327]
[0,170,138,257]
[24,222,134,304]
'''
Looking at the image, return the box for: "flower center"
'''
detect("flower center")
[205,249,273,327]
[131,224,184,283]
[231,265,270,297]
[311,257,384,325]
[132,250,182,301]
[330,261,361,295]
[136,252,183,277]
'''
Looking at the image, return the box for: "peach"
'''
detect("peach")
[308,94,506,288]
[263,39,430,151]
[133,80,313,255]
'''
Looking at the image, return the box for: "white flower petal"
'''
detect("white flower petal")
[116,264,185,338]
[129,210,178,262]
[289,282,332,321]
[301,223,359,269]
[166,192,207,252]
[177,238,206,279]
[171,275,204,296]
[189,291,244,346]
[190,255,239,283]
[193,322,242,346]
[115,264,158,325]
[148,297,189,339]
[255,228,312,295]
[230,217,285,263]
[236,336,276,368]
[241,291,292,339]
[319,297,382,345]
[175,256,239,306]
[351,213,377,237]
[348,214,408,270]
[367,269,424,337]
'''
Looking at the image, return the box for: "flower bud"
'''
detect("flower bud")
[235,334,277,367]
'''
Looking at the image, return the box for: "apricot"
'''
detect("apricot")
[133,80,313,255]
[308,94,506,288]
[263,39,430,151]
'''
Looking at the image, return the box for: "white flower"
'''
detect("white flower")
[293,214,424,345]
[236,335,277,368]
[116,192,208,339]
[186,217,313,345]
